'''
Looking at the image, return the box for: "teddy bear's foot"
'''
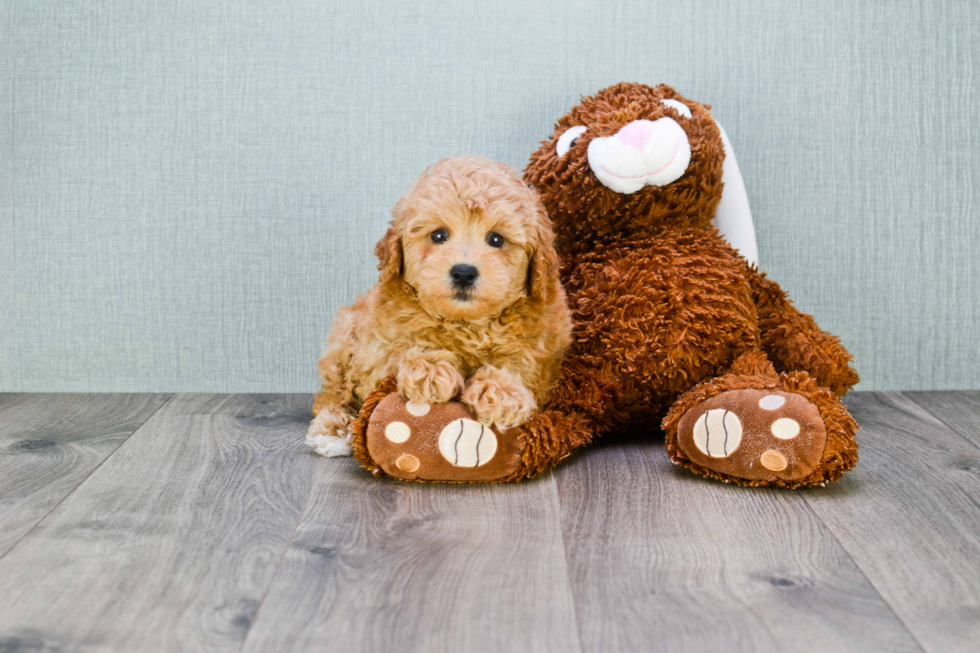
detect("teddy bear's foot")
[359,393,525,482]
[349,376,598,483]
[673,389,828,484]
[663,352,859,488]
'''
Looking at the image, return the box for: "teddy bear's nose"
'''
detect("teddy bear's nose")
[616,120,655,150]
[450,264,479,288]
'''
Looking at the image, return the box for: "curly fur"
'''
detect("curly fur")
[310,156,572,453]
[518,83,860,486]
[351,83,860,488]
[525,82,726,256]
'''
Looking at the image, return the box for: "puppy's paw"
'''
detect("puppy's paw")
[307,409,353,457]
[308,434,353,457]
[462,366,536,430]
[397,356,465,404]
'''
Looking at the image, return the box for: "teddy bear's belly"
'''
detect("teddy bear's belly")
[561,231,760,418]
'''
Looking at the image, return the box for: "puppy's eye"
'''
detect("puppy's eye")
[661,99,692,119]
[431,228,449,244]
[556,126,587,157]
[486,232,505,248]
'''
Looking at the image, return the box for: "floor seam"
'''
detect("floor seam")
[238,455,329,653]
[552,468,588,653]
[802,494,929,653]
[902,391,980,455]
[0,393,175,564]
[799,392,931,653]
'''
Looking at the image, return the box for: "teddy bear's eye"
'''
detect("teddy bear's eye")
[661,99,692,119]
[431,228,449,244]
[556,126,587,157]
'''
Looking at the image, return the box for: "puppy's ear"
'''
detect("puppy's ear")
[375,224,403,284]
[525,205,561,302]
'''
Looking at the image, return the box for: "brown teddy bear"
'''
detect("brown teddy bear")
[347,82,860,489]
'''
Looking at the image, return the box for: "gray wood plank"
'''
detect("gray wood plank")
[906,391,980,449]
[0,394,322,653]
[554,433,921,653]
[242,460,581,653]
[803,392,980,653]
[0,393,171,557]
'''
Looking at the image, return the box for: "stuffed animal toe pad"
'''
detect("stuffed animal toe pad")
[354,381,525,482]
[663,353,858,489]
[673,389,827,484]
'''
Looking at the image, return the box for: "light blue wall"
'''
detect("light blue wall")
[2,0,978,392]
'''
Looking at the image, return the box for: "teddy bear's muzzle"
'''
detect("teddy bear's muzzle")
[587,117,692,194]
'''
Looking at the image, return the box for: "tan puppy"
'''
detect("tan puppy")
[308,156,572,457]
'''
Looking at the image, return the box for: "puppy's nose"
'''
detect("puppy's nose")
[450,264,479,288]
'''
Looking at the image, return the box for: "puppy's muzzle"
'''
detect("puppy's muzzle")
[450,264,479,290]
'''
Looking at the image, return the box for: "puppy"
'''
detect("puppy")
[307,156,572,457]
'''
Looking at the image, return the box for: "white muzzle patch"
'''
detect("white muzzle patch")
[586,118,692,194]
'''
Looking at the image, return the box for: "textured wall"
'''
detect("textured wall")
[2,0,978,392]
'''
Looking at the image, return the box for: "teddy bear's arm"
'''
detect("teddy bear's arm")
[748,268,860,396]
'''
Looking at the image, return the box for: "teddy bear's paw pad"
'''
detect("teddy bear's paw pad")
[365,394,523,482]
[438,419,498,467]
[675,389,827,483]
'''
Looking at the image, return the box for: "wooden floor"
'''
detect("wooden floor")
[0,393,978,652]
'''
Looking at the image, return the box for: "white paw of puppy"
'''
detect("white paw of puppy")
[397,358,465,405]
[307,434,352,457]
[462,367,536,430]
[306,410,353,457]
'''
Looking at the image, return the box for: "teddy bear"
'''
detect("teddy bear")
[346,82,860,489]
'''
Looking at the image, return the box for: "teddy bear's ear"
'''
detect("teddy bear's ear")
[712,121,760,267]
[375,224,403,284]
